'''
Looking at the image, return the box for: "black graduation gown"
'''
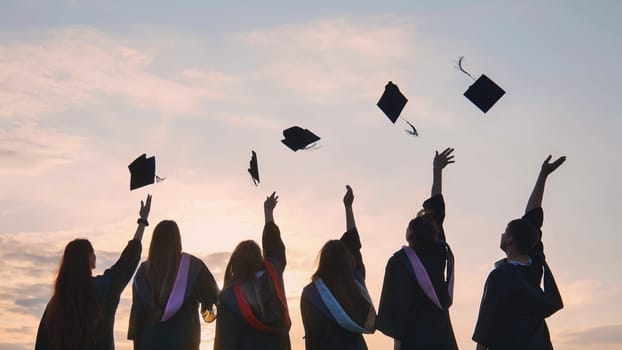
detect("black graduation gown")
[128,254,219,350]
[300,228,372,350]
[376,194,458,350]
[213,222,291,350]
[35,239,142,350]
[472,208,563,350]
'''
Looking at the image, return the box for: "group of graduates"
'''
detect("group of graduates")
[34,148,565,350]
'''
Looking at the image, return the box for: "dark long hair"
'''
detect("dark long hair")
[147,220,182,316]
[311,240,370,325]
[46,239,101,350]
[223,240,266,316]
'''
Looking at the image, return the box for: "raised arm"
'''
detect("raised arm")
[432,148,455,196]
[106,194,151,294]
[525,155,566,214]
[343,185,356,230]
[134,194,152,241]
[262,191,286,266]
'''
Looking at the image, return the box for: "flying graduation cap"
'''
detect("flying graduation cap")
[128,153,164,191]
[377,81,418,137]
[458,56,505,113]
[248,150,259,186]
[281,126,321,151]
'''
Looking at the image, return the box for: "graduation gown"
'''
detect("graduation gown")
[300,228,374,350]
[376,194,458,350]
[472,208,563,350]
[213,222,291,350]
[128,254,219,350]
[35,239,142,350]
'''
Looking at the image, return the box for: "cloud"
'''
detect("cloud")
[559,324,622,345]
[0,26,238,119]
[0,122,85,175]
[238,17,417,101]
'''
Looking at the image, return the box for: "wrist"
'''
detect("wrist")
[137,218,149,226]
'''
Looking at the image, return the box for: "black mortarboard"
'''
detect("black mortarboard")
[377,81,408,123]
[281,126,320,151]
[248,150,259,186]
[128,153,155,190]
[463,74,505,113]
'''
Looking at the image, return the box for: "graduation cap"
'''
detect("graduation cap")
[377,81,408,124]
[458,57,505,113]
[128,154,164,191]
[377,81,419,137]
[248,150,259,186]
[281,126,320,151]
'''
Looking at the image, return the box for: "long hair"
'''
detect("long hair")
[223,240,266,316]
[46,239,101,350]
[311,240,370,325]
[147,220,182,315]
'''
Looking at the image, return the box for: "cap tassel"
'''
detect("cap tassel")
[457,56,476,81]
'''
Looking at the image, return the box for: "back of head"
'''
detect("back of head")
[406,213,440,249]
[507,218,539,255]
[312,240,355,284]
[312,240,370,325]
[224,240,263,289]
[148,220,182,309]
[47,239,100,350]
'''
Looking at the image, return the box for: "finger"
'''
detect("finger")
[447,160,455,164]
[146,194,152,207]
[443,148,454,156]
[141,200,144,209]
[544,155,552,164]
[446,155,455,161]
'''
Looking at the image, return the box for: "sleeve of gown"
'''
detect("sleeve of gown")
[262,221,286,268]
[103,239,142,295]
[301,289,326,350]
[197,260,220,314]
[340,228,365,281]
[523,207,545,262]
[423,194,447,241]
[472,269,508,348]
[127,268,145,341]
[376,257,410,340]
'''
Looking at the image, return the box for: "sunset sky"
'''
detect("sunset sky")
[1,1,621,349]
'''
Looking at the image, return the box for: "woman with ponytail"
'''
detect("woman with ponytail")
[128,219,219,350]
[214,191,291,350]
[301,185,376,350]
[35,194,152,350]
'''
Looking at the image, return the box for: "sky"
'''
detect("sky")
[0,0,621,349]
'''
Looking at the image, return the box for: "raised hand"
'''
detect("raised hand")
[343,185,354,207]
[540,155,566,176]
[264,191,279,212]
[139,194,152,220]
[433,147,455,171]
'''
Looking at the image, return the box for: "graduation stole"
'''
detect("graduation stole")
[314,278,374,334]
[161,253,191,322]
[232,260,291,333]
[402,245,454,310]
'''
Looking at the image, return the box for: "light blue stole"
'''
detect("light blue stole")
[314,278,373,334]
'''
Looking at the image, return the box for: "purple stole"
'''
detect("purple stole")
[160,253,191,322]
[402,245,454,310]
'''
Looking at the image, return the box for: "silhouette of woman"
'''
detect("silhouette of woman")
[35,194,152,350]
[376,148,458,350]
[128,219,219,350]
[213,191,291,350]
[301,185,376,350]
